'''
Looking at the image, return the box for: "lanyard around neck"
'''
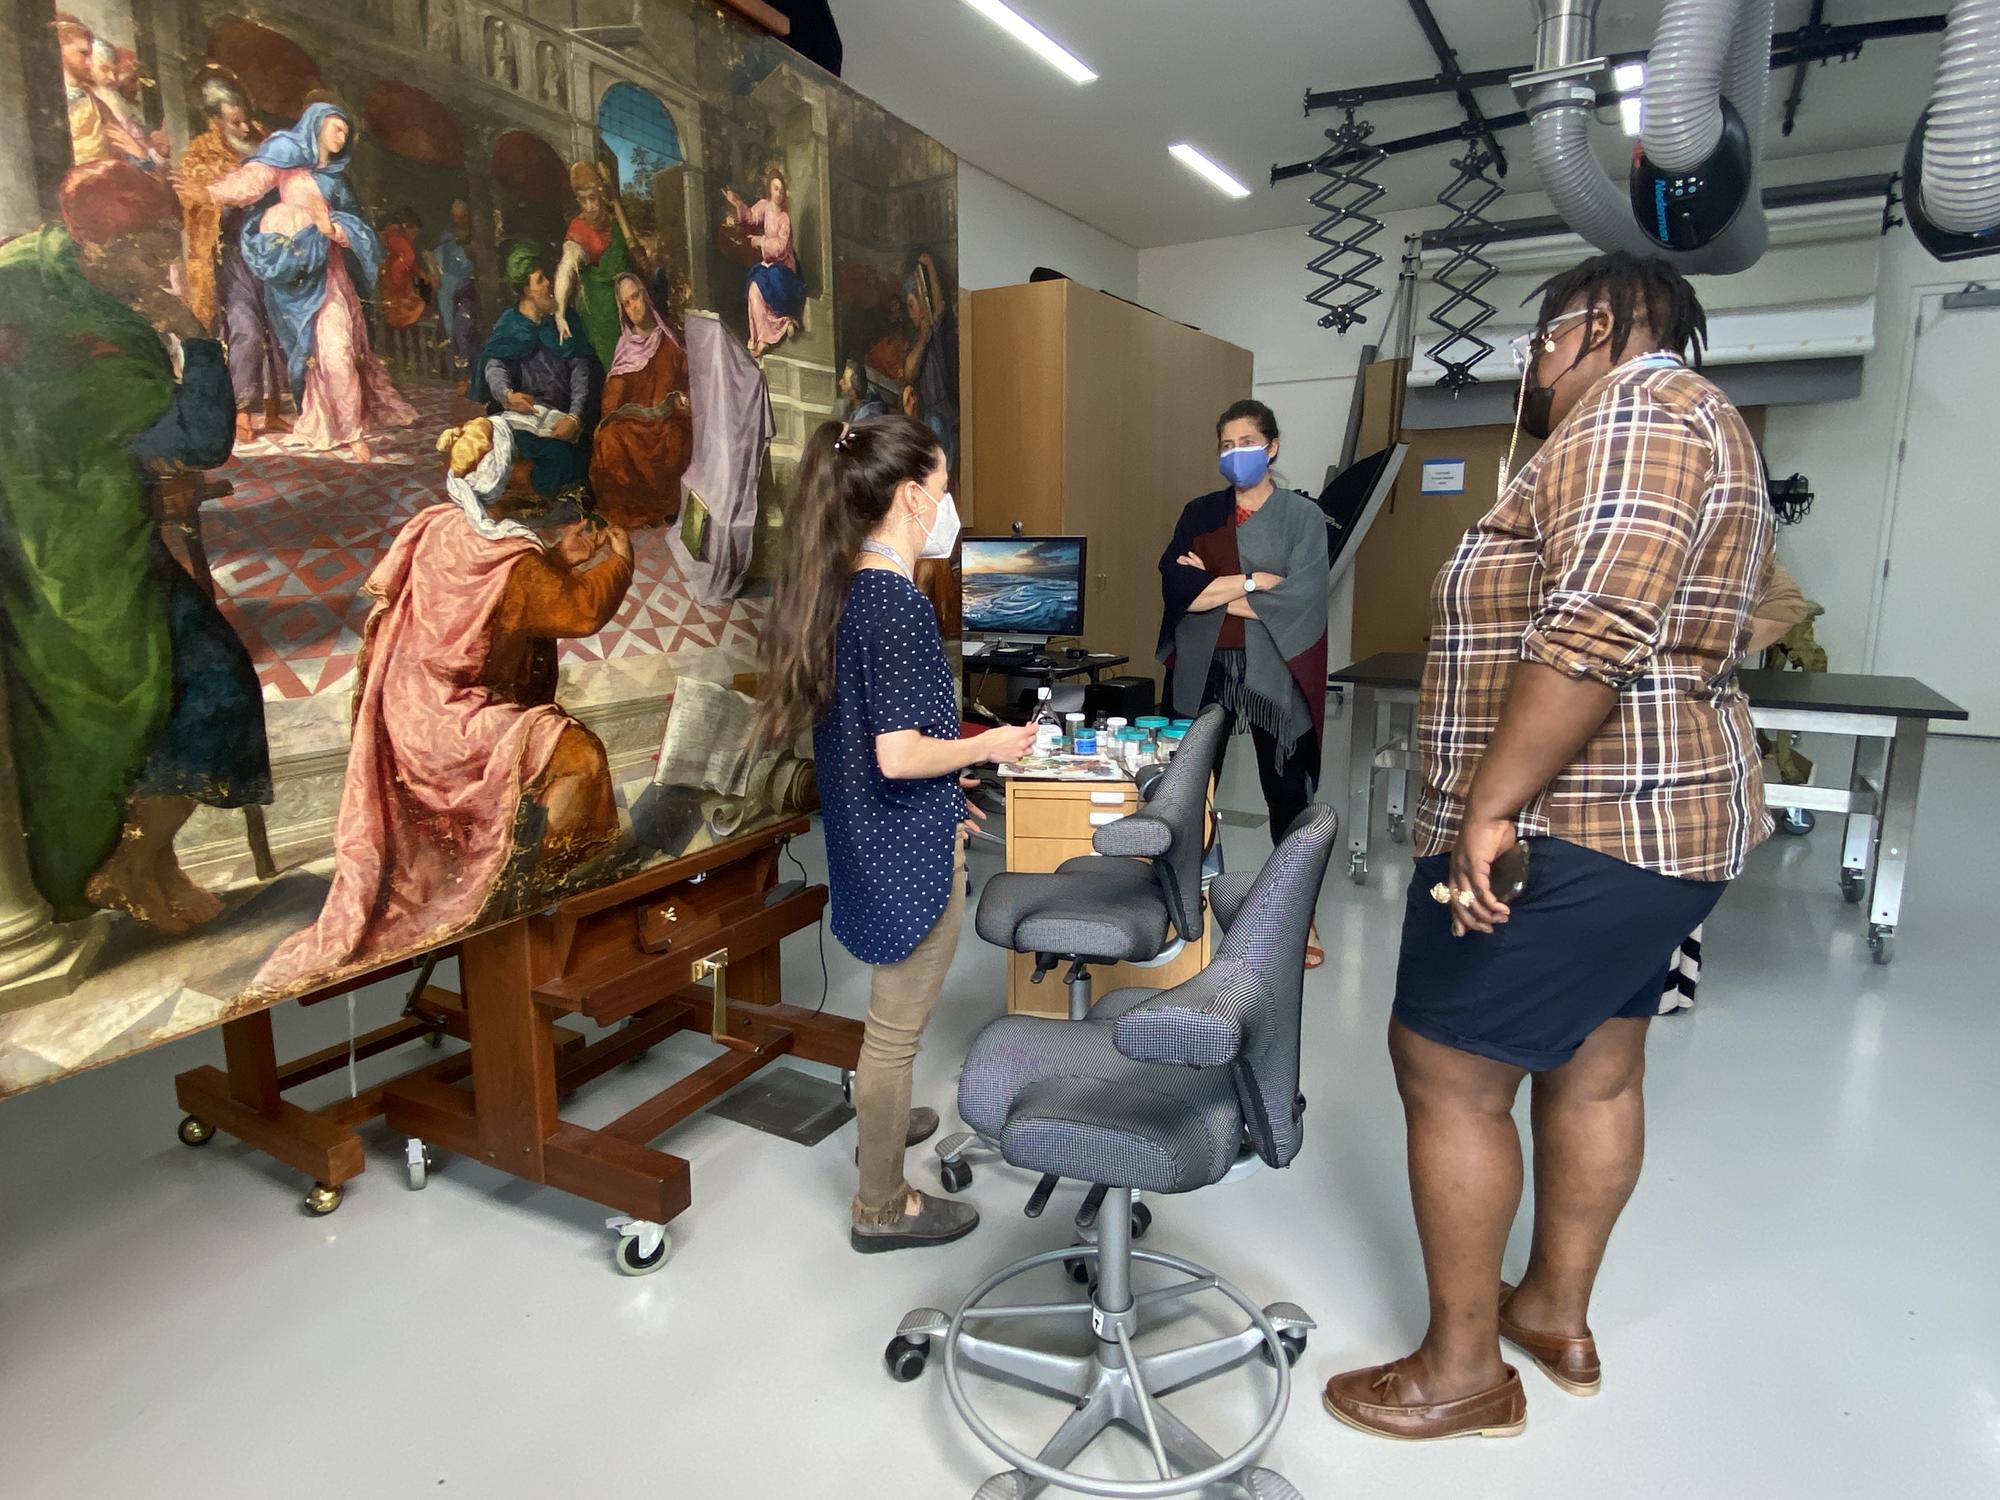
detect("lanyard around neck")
[859,539,910,578]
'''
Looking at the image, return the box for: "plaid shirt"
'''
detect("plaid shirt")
[1415,354,1774,881]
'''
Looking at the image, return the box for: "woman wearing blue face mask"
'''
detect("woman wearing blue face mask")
[1158,399,1331,966]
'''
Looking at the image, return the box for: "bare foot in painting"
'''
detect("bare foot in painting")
[235,412,255,443]
[263,413,292,435]
[85,854,191,936]
[154,860,227,928]
[350,439,373,463]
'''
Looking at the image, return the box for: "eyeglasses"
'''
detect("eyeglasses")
[1507,308,1594,372]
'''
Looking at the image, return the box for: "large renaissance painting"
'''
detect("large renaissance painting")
[0,0,959,1096]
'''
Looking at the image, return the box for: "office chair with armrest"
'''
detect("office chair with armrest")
[933,706,1227,1207]
[887,804,1339,1500]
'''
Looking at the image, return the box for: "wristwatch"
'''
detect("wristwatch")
[1242,575,1259,595]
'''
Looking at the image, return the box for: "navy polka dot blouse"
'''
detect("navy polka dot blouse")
[813,569,963,965]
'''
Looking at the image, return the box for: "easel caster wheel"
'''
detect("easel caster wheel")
[1130,1200,1152,1238]
[405,1139,433,1190]
[177,1115,215,1148]
[303,1183,343,1216]
[938,1157,973,1193]
[1869,926,1895,966]
[424,1028,445,1049]
[1348,850,1367,885]
[1387,813,1406,844]
[840,1069,855,1107]
[883,1334,929,1382]
[1258,1328,1309,1368]
[1840,870,1864,904]
[613,1227,671,1276]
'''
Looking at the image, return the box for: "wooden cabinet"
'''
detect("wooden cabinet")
[1002,778,1211,1017]
[961,280,1255,689]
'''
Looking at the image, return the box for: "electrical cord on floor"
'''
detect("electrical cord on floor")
[783,839,831,1014]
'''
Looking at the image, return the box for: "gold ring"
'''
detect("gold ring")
[1455,888,1477,908]
[1430,882,1453,906]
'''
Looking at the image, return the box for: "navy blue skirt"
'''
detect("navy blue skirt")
[748,261,806,320]
[1392,838,1724,1071]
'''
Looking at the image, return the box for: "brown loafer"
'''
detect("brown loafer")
[1322,1353,1526,1441]
[1498,1282,1602,1397]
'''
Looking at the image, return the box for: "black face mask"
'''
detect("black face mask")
[1518,378,1558,441]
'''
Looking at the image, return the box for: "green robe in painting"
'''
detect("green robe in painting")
[567,211,631,373]
[0,226,175,919]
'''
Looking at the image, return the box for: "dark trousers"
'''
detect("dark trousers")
[1211,715,1319,848]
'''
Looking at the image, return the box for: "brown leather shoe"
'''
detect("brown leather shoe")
[1321,1353,1526,1441]
[1498,1282,1602,1397]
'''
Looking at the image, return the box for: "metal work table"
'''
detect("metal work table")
[1328,652,1968,964]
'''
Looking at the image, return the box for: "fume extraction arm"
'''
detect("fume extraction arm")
[1904,0,2000,261]
[1518,0,1776,274]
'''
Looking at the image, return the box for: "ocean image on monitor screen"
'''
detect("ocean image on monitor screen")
[963,539,1083,634]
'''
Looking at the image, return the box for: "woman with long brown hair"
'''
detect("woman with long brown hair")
[758,414,1035,1251]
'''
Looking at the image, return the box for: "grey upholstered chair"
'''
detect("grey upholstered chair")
[888,803,1339,1500]
[932,705,1228,1201]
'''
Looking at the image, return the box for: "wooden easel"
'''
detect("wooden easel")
[171,952,601,1215]
[381,816,858,1273]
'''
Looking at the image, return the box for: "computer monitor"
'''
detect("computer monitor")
[960,535,1087,640]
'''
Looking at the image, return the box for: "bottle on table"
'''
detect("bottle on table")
[1064,712,1086,753]
[1032,687,1064,758]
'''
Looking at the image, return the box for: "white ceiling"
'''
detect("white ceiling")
[833,1,1943,249]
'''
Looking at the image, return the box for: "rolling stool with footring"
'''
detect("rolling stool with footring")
[888,804,1339,1499]
[934,707,1228,1247]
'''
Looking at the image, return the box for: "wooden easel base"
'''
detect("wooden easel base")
[171,981,586,1214]
[383,989,862,1224]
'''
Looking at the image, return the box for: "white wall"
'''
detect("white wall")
[1759,227,1992,673]
[955,163,1139,297]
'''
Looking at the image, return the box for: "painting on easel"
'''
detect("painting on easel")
[0,0,958,1096]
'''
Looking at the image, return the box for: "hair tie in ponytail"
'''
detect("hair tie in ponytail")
[833,423,854,453]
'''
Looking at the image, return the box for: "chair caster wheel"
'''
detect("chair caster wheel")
[303,1182,342,1216]
[177,1115,215,1147]
[1130,1201,1152,1238]
[884,1334,929,1382]
[939,1158,973,1194]
[1063,1255,1092,1285]
[610,1220,672,1276]
[405,1138,433,1190]
[1258,1328,1308,1368]
[1869,926,1895,966]
[1840,869,1864,904]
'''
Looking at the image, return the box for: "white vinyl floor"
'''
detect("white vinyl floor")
[2,724,1994,1499]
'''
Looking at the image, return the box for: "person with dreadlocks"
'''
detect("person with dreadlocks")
[1323,252,1773,1441]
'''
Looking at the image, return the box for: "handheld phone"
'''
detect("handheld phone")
[1491,842,1531,904]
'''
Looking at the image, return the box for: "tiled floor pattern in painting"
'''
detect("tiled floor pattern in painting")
[202,379,766,701]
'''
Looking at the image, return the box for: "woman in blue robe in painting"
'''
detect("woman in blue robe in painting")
[203,100,416,459]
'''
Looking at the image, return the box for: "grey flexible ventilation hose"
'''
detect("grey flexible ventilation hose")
[1919,0,2000,234]
[1526,0,1773,273]
[1642,0,1737,171]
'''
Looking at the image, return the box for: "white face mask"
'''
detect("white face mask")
[912,482,960,559]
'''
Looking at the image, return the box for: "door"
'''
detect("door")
[1873,293,2000,735]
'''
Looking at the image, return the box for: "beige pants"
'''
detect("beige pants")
[853,845,966,1222]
